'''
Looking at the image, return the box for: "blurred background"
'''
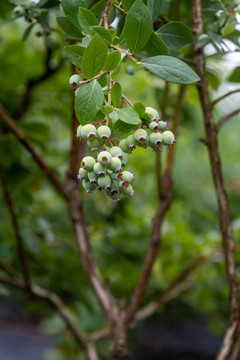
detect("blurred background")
[0,0,240,359]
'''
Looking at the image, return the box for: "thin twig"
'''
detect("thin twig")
[211,89,240,108]
[0,104,67,199]
[122,94,133,107]
[216,107,240,132]
[103,0,110,30]
[80,72,105,84]
[111,45,140,63]
[192,1,240,359]
[113,4,128,14]
[0,165,31,289]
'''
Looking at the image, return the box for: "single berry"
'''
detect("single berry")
[97,151,112,165]
[134,129,148,145]
[78,167,88,180]
[149,132,163,149]
[88,171,98,184]
[87,138,101,151]
[110,171,119,180]
[121,152,128,167]
[13,6,25,17]
[145,106,159,121]
[120,171,135,183]
[109,185,120,197]
[126,66,136,75]
[126,134,137,150]
[108,157,122,172]
[119,139,131,154]
[162,131,175,146]
[82,179,96,193]
[109,146,123,160]
[96,126,111,140]
[80,156,96,171]
[158,120,168,130]
[121,184,134,197]
[97,174,112,190]
[81,124,96,140]
[69,74,82,89]
[76,125,82,138]
[108,191,120,202]
[93,162,107,176]
[149,121,160,132]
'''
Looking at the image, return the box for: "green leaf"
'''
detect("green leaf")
[101,105,113,115]
[104,51,121,72]
[90,26,112,44]
[64,45,85,68]
[22,23,35,42]
[57,16,82,38]
[81,34,108,79]
[112,120,136,135]
[142,56,200,84]
[97,73,108,87]
[147,0,167,21]
[124,0,152,53]
[157,22,193,50]
[82,35,92,47]
[62,0,86,29]
[122,0,136,11]
[74,81,104,124]
[90,0,106,15]
[109,29,117,40]
[227,67,240,83]
[111,82,122,108]
[133,101,145,116]
[144,32,169,56]
[117,108,140,125]
[78,7,98,34]
[206,68,221,90]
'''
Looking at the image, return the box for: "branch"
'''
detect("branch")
[127,85,186,322]
[216,107,240,133]
[211,89,240,108]
[0,104,68,199]
[14,48,63,121]
[103,0,110,30]
[0,165,31,289]
[192,1,240,359]
[0,272,99,360]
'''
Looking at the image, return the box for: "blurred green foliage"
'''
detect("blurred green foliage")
[0,0,240,359]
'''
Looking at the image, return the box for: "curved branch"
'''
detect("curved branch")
[216,107,240,132]
[0,104,67,199]
[211,89,240,108]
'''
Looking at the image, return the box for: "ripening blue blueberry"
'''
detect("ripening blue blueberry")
[162,131,175,145]
[134,129,148,145]
[120,171,135,183]
[126,134,137,150]
[78,167,88,180]
[108,157,122,172]
[88,171,98,184]
[76,125,82,138]
[97,174,112,190]
[97,151,112,165]
[119,139,131,154]
[93,162,107,176]
[96,126,111,140]
[145,107,159,121]
[69,74,82,89]
[81,124,96,140]
[87,138,101,151]
[158,121,168,130]
[80,156,96,171]
[109,146,123,160]
[149,121,160,132]
[82,179,96,193]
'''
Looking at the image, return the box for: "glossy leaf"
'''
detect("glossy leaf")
[78,7,98,34]
[124,0,152,53]
[64,45,85,68]
[62,0,86,29]
[144,32,169,56]
[81,34,108,79]
[57,16,82,38]
[104,51,121,72]
[142,56,200,84]
[90,25,112,44]
[157,22,193,50]
[74,81,104,124]
[111,82,122,108]
[117,108,140,125]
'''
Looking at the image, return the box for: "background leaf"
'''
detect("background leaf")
[227,67,240,83]
[62,0,86,29]
[74,81,104,124]
[157,21,193,50]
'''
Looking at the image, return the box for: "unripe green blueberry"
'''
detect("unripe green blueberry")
[120,171,135,183]
[82,179,96,193]
[121,184,134,197]
[134,129,148,145]
[110,171,119,180]
[80,156,96,171]
[26,1,35,10]
[109,146,123,160]
[93,162,107,176]
[126,65,136,75]
[88,171,98,184]
[158,120,168,130]
[96,125,111,140]
[108,157,122,172]
[81,124,96,140]
[108,184,120,197]
[87,138,101,151]
[69,74,81,89]
[13,6,25,17]
[76,125,82,138]
[119,139,131,154]
[162,131,175,146]
[149,121,160,132]
[121,152,128,167]
[126,134,137,150]
[78,167,88,180]
[149,132,163,149]
[97,151,112,165]
[108,190,120,202]
[145,106,159,121]
[97,174,111,190]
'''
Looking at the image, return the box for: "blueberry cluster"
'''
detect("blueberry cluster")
[77,106,175,201]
